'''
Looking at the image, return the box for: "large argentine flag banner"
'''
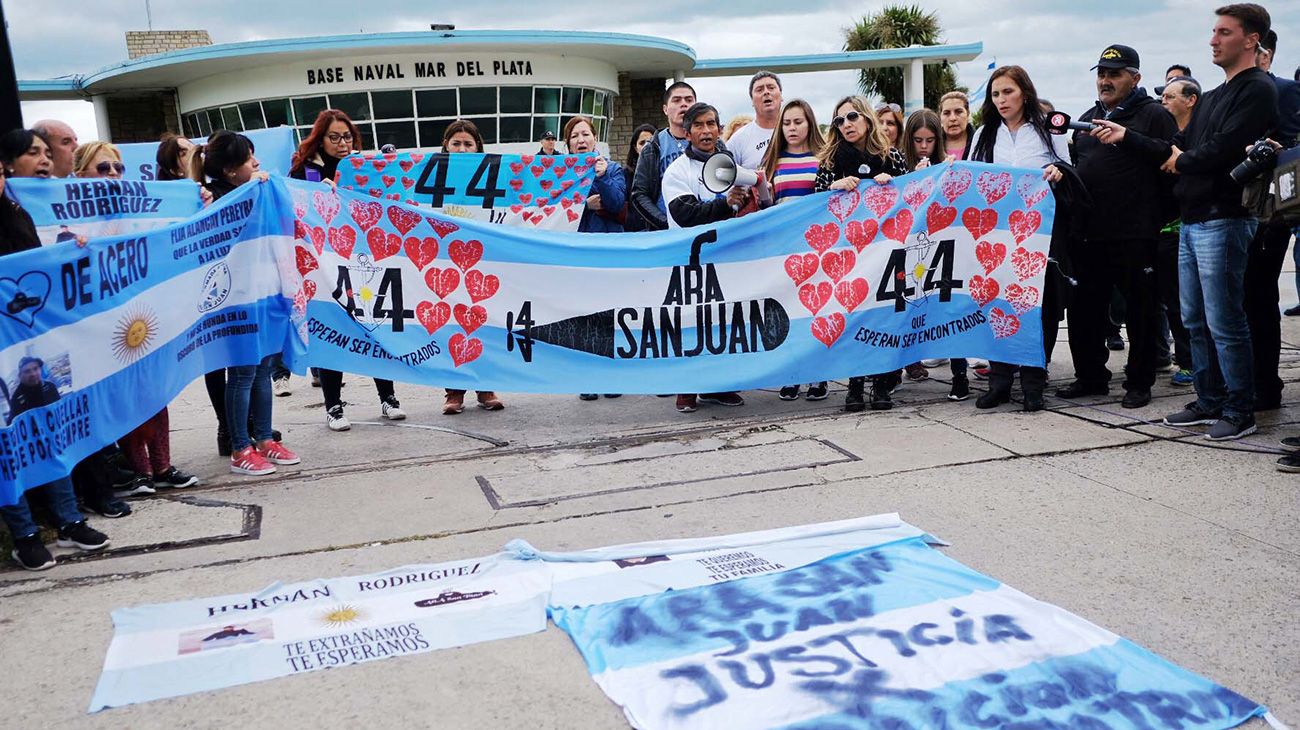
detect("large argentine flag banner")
[288,161,1052,393]
[7,177,204,245]
[0,178,300,500]
[528,515,1275,730]
[116,126,297,181]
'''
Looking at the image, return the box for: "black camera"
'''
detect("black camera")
[1230,139,1278,184]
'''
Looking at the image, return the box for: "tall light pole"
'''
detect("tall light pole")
[0,1,23,132]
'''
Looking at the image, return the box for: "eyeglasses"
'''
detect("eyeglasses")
[326,133,354,143]
[876,103,902,114]
[96,161,126,175]
[831,111,863,128]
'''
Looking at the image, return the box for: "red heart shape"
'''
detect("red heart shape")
[548,188,563,200]
[448,239,484,271]
[1004,283,1041,315]
[509,162,525,175]
[554,166,568,176]
[845,220,878,252]
[975,241,1007,275]
[961,207,998,241]
[366,228,402,261]
[799,281,832,315]
[810,312,846,347]
[410,152,425,164]
[348,200,383,231]
[368,189,382,198]
[835,277,869,312]
[531,165,545,177]
[354,175,370,187]
[329,225,356,259]
[520,155,535,165]
[882,209,914,244]
[988,307,1021,339]
[424,267,460,299]
[1009,210,1042,244]
[1011,247,1048,281]
[803,222,840,254]
[903,178,935,208]
[969,274,1001,307]
[509,178,524,191]
[426,217,460,239]
[539,156,554,169]
[404,236,438,269]
[398,159,415,173]
[381,174,396,188]
[416,300,450,334]
[401,178,415,190]
[519,193,533,204]
[784,253,819,285]
[294,219,308,241]
[308,226,327,255]
[862,185,899,217]
[303,279,317,300]
[827,189,860,222]
[465,269,500,303]
[940,167,973,202]
[561,179,575,191]
[540,179,553,191]
[821,248,857,283]
[349,157,365,169]
[566,209,580,223]
[926,202,957,235]
[449,333,483,367]
[565,156,578,166]
[510,204,523,214]
[976,171,1012,205]
[294,245,318,277]
[1017,174,1050,207]
[387,206,423,236]
[312,190,340,223]
[453,303,488,334]
[371,160,388,172]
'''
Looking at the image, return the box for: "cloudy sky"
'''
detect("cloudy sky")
[13,0,1299,141]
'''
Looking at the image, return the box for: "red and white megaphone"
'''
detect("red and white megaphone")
[702,152,772,209]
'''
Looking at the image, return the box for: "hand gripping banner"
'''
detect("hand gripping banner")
[288,162,1054,394]
[335,151,599,230]
[0,179,300,500]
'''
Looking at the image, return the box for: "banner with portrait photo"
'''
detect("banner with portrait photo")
[288,162,1054,395]
[0,179,300,501]
[7,177,204,245]
[335,151,597,230]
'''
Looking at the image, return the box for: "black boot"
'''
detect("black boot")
[216,420,231,457]
[1023,390,1045,412]
[975,388,1012,409]
[844,377,866,412]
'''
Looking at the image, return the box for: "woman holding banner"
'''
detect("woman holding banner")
[0,129,53,179]
[291,110,407,432]
[968,66,1069,413]
[440,121,505,416]
[72,142,125,179]
[814,96,907,413]
[194,131,302,475]
[763,99,830,403]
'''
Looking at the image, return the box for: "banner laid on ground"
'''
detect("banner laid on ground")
[7,178,204,245]
[529,518,1274,730]
[88,553,551,711]
[335,151,597,230]
[116,126,297,181]
[288,161,1052,393]
[0,179,299,500]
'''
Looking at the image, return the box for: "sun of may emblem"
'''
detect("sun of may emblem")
[110,305,159,364]
[319,604,365,627]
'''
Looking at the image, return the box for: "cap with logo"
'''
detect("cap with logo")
[1092,44,1140,71]
[541,130,556,140]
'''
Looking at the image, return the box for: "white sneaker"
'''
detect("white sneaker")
[381,397,407,421]
[272,377,292,397]
[920,358,949,367]
[326,405,351,431]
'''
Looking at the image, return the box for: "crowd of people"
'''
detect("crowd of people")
[2,2,1298,570]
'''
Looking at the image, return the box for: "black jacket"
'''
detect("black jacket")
[0,197,41,257]
[10,380,60,421]
[630,129,730,231]
[621,164,647,232]
[1125,68,1277,223]
[292,153,342,183]
[813,144,908,192]
[1072,88,1177,240]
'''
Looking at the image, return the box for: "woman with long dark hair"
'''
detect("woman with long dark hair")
[156,133,196,181]
[193,131,302,475]
[439,120,504,416]
[0,129,53,179]
[290,110,405,431]
[621,124,656,233]
[815,96,907,413]
[968,66,1068,413]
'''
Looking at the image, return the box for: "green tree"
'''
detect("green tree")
[843,4,962,111]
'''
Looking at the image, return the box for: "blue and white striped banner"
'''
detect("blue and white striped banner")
[0,178,301,500]
[526,516,1276,730]
[6,177,203,245]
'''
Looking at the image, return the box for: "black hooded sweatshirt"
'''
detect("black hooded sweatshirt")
[1071,87,1178,240]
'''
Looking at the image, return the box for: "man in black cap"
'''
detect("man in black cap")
[1057,44,1178,409]
[537,130,558,156]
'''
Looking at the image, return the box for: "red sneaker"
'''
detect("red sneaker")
[675,394,698,413]
[257,440,300,465]
[230,446,276,476]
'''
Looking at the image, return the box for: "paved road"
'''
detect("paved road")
[3,307,1298,728]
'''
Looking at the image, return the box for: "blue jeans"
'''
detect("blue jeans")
[0,476,84,539]
[1179,218,1256,418]
[226,355,274,452]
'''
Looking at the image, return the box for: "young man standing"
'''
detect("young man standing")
[725,71,783,171]
[630,81,700,231]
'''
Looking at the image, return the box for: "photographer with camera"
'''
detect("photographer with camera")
[1092,3,1276,441]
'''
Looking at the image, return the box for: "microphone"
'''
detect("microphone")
[1045,111,1097,135]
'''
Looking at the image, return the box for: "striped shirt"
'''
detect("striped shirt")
[772,152,818,204]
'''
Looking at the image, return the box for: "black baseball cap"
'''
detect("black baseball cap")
[541,130,556,140]
[1092,44,1140,71]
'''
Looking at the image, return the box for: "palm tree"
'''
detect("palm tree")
[843,4,962,110]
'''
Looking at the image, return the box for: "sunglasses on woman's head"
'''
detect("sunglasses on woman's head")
[96,161,126,174]
[832,111,863,128]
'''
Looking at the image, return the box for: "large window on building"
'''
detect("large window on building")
[182,85,615,149]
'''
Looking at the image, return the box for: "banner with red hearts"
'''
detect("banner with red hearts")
[285,161,1054,393]
[336,151,596,231]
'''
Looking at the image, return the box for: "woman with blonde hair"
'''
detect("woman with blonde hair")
[874,102,905,151]
[722,114,752,142]
[73,141,125,179]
